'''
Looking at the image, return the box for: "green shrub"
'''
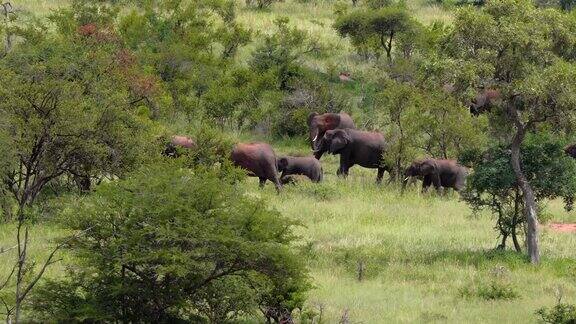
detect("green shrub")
[476,281,519,300]
[536,302,576,323]
[459,266,519,301]
[28,162,310,322]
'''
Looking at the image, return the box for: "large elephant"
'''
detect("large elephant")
[308,112,355,152]
[231,142,282,193]
[403,159,468,193]
[277,156,323,183]
[313,129,389,183]
[469,89,501,116]
[163,135,197,157]
[565,144,576,159]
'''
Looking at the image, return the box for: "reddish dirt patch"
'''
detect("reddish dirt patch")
[548,223,576,233]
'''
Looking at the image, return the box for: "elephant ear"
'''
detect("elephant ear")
[329,130,350,153]
[419,159,437,175]
[277,157,288,171]
[307,112,319,126]
[323,113,342,130]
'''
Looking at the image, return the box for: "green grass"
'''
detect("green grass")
[1,146,575,323]
[253,150,576,323]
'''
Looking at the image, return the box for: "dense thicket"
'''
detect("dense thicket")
[27,163,309,323]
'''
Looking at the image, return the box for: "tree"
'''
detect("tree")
[0,13,149,322]
[251,17,322,91]
[27,163,310,323]
[445,0,576,263]
[462,134,576,252]
[374,79,485,180]
[334,6,416,61]
[375,79,424,180]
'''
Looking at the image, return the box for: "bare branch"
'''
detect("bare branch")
[17,225,93,303]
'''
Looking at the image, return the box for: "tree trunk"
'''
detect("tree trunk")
[509,120,540,264]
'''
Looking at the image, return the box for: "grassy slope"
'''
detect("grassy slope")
[266,144,576,323]
[1,0,575,323]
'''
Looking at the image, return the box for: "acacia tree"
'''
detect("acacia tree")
[446,0,576,263]
[334,6,416,61]
[463,135,576,252]
[0,15,148,322]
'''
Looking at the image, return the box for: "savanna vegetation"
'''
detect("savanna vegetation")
[0,0,576,322]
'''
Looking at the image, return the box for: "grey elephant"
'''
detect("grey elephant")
[313,128,390,183]
[163,135,197,158]
[308,112,355,152]
[231,142,282,193]
[469,89,501,116]
[403,158,468,193]
[277,156,323,183]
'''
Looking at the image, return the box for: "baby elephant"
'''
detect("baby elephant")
[277,156,323,183]
[403,158,468,193]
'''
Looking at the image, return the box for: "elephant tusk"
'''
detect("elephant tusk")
[404,177,410,181]
[312,134,318,142]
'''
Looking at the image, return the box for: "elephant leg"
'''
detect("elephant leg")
[338,155,350,178]
[259,177,266,188]
[422,175,432,193]
[376,167,385,184]
[432,174,442,194]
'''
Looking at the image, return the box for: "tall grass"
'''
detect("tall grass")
[251,148,576,323]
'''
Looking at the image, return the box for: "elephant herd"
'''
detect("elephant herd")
[166,112,470,194]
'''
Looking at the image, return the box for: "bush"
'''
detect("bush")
[28,163,310,323]
[459,266,519,301]
[536,302,576,323]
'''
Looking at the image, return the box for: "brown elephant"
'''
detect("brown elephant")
[277,156,323,183]
[403,159,468,193]
[565,144,576,159]
[313,129,390,183]
[163,135,197,157]
[469,89,501,116]
[308,112,355,152]
[231,142,282,193]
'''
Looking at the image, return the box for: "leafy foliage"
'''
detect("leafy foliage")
[334,6,418,60]
[536,301,576,323]
[28,163,310,322]
[0,16,148,209]
[251,17,322,91]
[462,134,576,251]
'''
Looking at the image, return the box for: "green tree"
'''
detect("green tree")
[445,0,576,263]
[334,6,417,61]
[0,13,149,322]
[251,17,322,91]
[462,134,576,252]
[374,79,485,179]
[28,163,310,323]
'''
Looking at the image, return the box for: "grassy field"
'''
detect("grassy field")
[2,0,576,323]
[4,143,574,323]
